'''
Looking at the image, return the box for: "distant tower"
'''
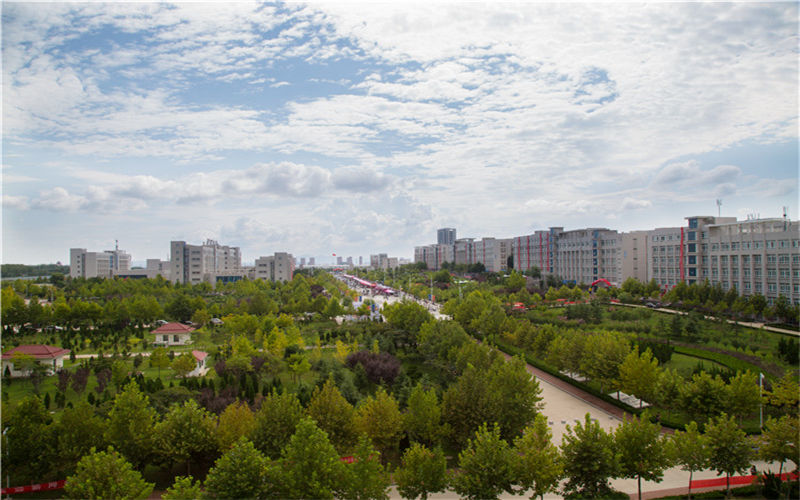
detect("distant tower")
[437,228,456,245]
[716,199,722,217]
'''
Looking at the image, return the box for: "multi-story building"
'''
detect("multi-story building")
[116,259,171,280]
[170,239,241,285]
[255,252,295,282]
[552,228,623,286]
[414,244,454,271]
[620,231,649,284]
[705,217,799,305]
[512,229,557,275]
[69,244,131,279]
[437,227,457,246]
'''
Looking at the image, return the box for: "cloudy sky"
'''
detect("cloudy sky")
[2,2,797,265]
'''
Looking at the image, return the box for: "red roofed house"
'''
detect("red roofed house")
[188,350,209,377]
[2,345,71,378]
[151,322,195,347]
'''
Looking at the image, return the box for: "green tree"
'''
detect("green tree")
[505,271,526,292]
[306,377,358,452]
[63,447,154,500]
[618,347,661,407]
[655,368,683,419]
[280,418,346,500]
[451,423,516,500]
[162,475,203,500]
[355,388,403,458]
[251,390,304,458]
[149,346,170,377]
[203,438,273,499]
[154,399,217,475]
[3,396,53,485]
[615,412,670,500]
[171,352,196,378]
[671,421,710,500]
[757,415,799,475]
[560,413,619,498]
[679,371,729,425]
[340,434,390,500]
[395,443,448,500]
[105,381,157,468]
[216,400,256,452]
[579,331,630,393]
[513,413,563,500]
[705,413,753,498]
[52,402,108,477]
[725,370,760,424]
[404,383,448,446]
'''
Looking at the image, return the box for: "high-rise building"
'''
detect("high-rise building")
[70,244,131,279]
[170,239,241,285]
[437,227,457,246]
[255,252,295,282]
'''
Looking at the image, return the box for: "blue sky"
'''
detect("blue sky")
[2,2,797,265]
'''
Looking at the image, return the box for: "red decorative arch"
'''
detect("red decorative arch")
[590,278,612,288]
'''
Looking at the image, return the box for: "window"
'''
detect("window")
[688,256,697,264]
[767,254,777,264]
[162,335,168,342]
[754,241,763,249]
[687,231,696,241]
[173,335,180,342]
[688,243,697,252]
[743,255,750,265]
[731,255,738,265]
[711,243,719,251]
[766,240,776,249]
[702,244,708,252]
[754,255,762,265]
[779,240,788,248]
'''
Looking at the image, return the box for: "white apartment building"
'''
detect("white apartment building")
[370,253,399,270]
[255,252,295,282]
[414,244,454,271]
[705,217,799,305]
[552,228,623,286]
[116,259,171,280]
[70,245,131,279]
[513,229,557,275]
[170,239,242,285]
[437,227,457,246]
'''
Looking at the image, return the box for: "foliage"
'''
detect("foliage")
[154,399,217,474]
[346,350,402,385]
[679,372,729,425]
[339,434,391,500]
[171,353,197,378]
[149,347,170,376]
[203,438,273,499]
[279,418,346,500]
[354,387,403,457]
[513,413,563,500]
[451,423,517,500]
[670,421,710,499]
[724,371,760,423]
[51,402,108,477]
[618,347,661,407]
[705,413,754,497]
[162,475,203,500]
[105,381,157,468]
[3,396,53,484]
[757,415,799,474]
[216,400,256,451]
[560,413,619,498]
[63,447,154,500]
[251,390,305,458]
[614,412,670,500]
[404,383,448,446]
[306,377,358,452]
[395,443,448,500]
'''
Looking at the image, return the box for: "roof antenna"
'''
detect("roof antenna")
[115,239,119,252]
[716,199,722,217]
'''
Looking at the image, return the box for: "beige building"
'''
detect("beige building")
[170,239,241,285]
[70,245,131,279]
[255,252,295,282]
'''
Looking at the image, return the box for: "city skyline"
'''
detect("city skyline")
[3,2,798,265]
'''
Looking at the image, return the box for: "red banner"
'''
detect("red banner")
[691,472,798,489]
[2,480,66,495]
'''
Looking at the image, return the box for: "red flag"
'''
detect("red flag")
[332,253,336,256]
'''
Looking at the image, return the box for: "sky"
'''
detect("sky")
[2,1,798,266]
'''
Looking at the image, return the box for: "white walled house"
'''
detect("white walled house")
[2,345,71,378]
[151,322,195,346]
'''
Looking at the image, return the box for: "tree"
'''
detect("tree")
[705,413,754,498]
[105,381,157,468]
[395,443,448,500]
[725,371,761,424]
[618,347,661,407]
[279,418,346,500]
[404,383,448,446]
[149,347,170,377]
[171,352,196,378]
[3,396,53,485]
[679,371,729,425]
[614,412,669,500]
[560,413,619,498]
[162,475,203,500]
[204,438,273,499]
[505,271,526,292]
[154,399,217,475]
[52,402,108,477]
[340,434,391,500]
[451,423,517,500]
[758,415,799,475]
[513,413,563,500]
[306,377,358,452]
[579,331,630,393]
[251,390,305,459]
[354,388,403,458]
[670,421,710,500]
[63,447,154,500]
[216,400,256,451]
